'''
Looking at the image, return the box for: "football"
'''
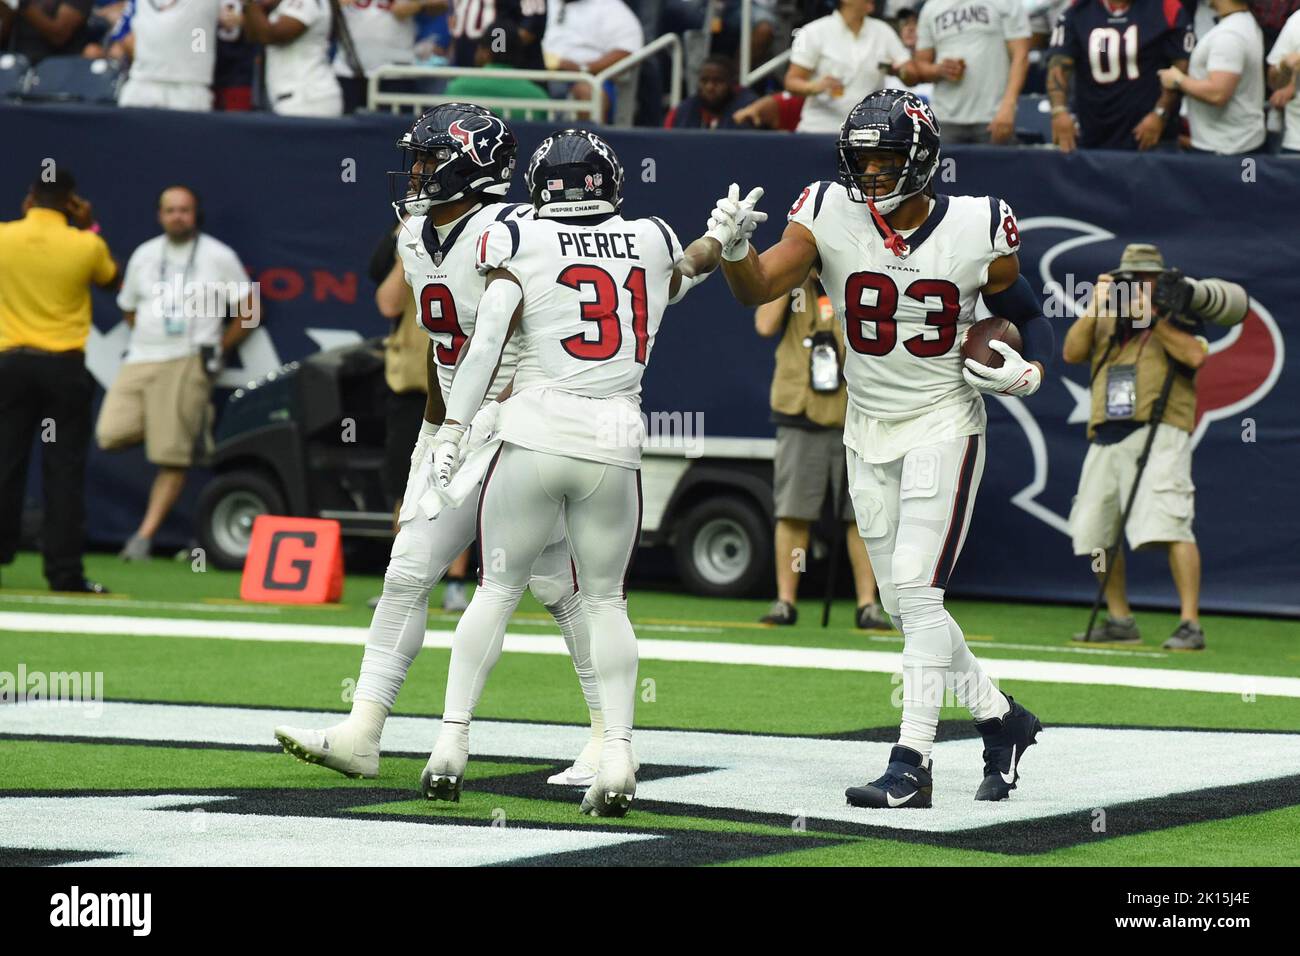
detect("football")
[961,317,1024,369]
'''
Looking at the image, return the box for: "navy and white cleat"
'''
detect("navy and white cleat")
[845,745,933,809]
[973,696,1043,801]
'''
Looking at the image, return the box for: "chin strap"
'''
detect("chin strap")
[865,196,909,258]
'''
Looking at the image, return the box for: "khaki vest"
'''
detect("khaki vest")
[769,279,847,429]
[1087,309,1196,440]
[383,300,428,396]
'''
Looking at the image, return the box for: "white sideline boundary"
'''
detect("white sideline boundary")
[0,611,1294,698]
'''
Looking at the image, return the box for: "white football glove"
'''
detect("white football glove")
[406,421,438,496]
[706,183,768,261]
[962,339,1041,397]
[432,422,468,487]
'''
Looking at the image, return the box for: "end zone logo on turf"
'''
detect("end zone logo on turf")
[0,665,103,717]
[49,886,151,936]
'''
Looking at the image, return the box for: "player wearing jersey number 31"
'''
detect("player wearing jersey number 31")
[714,89,1056,808]
[423,129,740,817]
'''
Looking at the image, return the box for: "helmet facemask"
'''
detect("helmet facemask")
[390,143,459,216]
[837,139,936,216]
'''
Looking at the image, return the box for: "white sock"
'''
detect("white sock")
[547,590,604,731]
[583,594,639,743]
[353,571,430,710]
[342,699,388,751]
[947,612,1009,722]
[895,587,953,760]
[441,578,522,725]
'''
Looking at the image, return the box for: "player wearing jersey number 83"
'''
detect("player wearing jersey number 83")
[714,89,1055,807]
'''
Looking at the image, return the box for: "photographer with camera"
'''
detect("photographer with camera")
[96,185,256,562]
[1062,243,1248,650]
[0,169,118,593]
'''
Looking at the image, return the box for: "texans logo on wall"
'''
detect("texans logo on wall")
[999,217,1284,537]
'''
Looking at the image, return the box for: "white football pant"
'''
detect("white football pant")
[440,444,641,744]
[353,474,599,725]
[847,433,1008,758]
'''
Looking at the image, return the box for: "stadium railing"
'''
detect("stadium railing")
[367,32,683,123]
[739,0,791,87]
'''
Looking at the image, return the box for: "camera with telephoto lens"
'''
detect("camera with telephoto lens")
[1152,268,1195,324]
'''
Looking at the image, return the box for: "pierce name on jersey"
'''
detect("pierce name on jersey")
[395,201,533,406]
[475,213,686,469]
[789,180,1019,462]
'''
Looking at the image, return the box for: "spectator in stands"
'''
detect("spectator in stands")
[213,0,257,111]
[445,15,549,118]
[542,0,642,122]
[1047,0,1193,152]
[732,89,805,129]
[96,185,255,562]
[1159,0,1266,154]
[0,0,95,64]
[240,0,343,116]
[1062,244,1247,651]
[755,273,886,630]
[912,0,1031,143]
[664,54,757,128]
[334,0,439,114]
[115,0,220,111]
[1266,8,1300,154]
[0,169,117,594]
[887,7,934,102]
[447,0,546,69]
[785,0,915,134]
[711,0,778,75]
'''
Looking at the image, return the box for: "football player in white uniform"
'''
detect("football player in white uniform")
[714,90,1053,807]
[420,129,735,817]
[274,106,606,788]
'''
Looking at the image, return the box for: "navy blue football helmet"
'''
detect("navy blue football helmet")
[525,129,624,219]
[389,103,518,215]
[837,90,941,214]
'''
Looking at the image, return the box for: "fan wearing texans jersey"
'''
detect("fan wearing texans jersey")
[273,104,608,792]
[1047,0,1195,151]
[714,90,1054,809]
[421,129,731,817]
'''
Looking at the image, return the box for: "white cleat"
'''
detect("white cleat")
[547,735,602,786]
[274,722,379,779]
[579,741,636,818]
[420,724,469,802]
[547,737,640,787]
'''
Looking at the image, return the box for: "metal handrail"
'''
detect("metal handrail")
[367,32,683,123]
[738,0,789,87]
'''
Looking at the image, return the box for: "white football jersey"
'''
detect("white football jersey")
[396,201,533,406]
[474,212,686,468]
[788,180,1020,461]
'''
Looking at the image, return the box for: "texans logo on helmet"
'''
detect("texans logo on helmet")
[448,117,507,167]
[903,101,939,136]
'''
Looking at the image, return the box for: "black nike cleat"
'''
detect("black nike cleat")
[846,745,933,809]
[973,696,1043,801]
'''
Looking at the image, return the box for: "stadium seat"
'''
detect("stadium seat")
[0,52,32,100]
[1015,94,1053,145]
[23,56,122,104]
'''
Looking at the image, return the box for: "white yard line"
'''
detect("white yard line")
[0,611,1295,698]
